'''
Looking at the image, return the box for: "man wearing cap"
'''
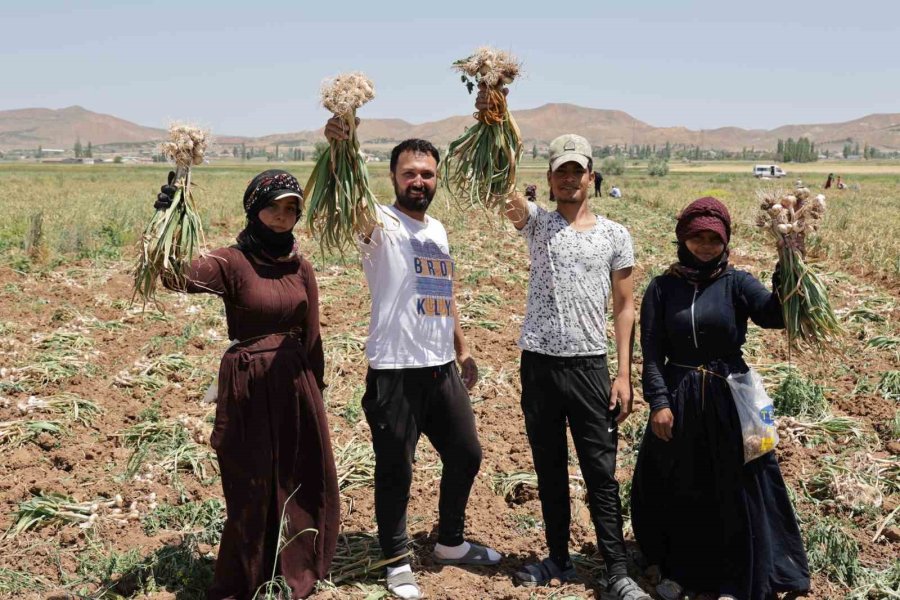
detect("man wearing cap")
[477,86,647,597]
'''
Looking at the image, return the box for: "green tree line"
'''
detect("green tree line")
[776,137,817,163]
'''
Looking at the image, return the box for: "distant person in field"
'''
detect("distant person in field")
[631,197,810,600]
[325,118,500,600]
[824,172,834,189]
[836,175,846,189]
[478,88,650,600]
[610,185,622,198]
[594,169,604,197]
[524,183,538,202]
[154,170,339,599]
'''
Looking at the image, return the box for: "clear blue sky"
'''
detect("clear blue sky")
[3,0,898,137]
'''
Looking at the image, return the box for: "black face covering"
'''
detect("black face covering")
[677,242,721,270]
[671,241,730,283]
[238,216,296,258]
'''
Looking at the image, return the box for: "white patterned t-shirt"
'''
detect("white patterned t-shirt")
[359,204,456,369]
[518,202,635,357]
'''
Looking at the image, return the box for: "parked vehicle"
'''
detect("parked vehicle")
[754,164,786,178]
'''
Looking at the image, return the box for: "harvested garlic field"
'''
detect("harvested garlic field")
[0,161,897,599]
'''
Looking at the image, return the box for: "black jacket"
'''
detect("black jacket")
[640,267,783,411]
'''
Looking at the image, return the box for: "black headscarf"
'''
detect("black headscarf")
[236,170,303,259]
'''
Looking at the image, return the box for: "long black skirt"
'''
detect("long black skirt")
[631,363,810,600]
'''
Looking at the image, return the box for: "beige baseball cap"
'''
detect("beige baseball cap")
[548,134,592,172]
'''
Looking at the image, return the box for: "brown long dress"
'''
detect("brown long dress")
[169,246,339,599]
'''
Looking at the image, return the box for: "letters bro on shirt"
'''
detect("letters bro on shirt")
[413,238,454,317]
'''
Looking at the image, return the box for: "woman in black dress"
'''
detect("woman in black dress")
[631,197,809,600]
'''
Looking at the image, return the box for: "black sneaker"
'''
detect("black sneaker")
[514,557,579,586]
[608,576,651,600]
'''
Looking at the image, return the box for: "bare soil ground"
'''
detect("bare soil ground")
[0,173,897,600]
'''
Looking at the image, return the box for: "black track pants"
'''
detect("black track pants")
[520,350,628,577]
[362,362,483,563]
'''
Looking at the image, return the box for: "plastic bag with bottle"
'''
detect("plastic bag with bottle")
[726,368,779,463]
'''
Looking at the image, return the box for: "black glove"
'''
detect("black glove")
[154,171,177,210]
[772,261,783,292]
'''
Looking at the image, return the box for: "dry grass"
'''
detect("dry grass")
[0,160,897,599]
[668,161,900,174]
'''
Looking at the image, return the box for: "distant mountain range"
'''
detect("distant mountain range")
[2,104,899,153]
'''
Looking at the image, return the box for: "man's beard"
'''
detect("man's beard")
[554,187,585,203]
[395,183,435,212]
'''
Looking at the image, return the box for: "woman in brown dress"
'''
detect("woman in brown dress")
[156,169,340,599]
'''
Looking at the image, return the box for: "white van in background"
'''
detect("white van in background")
[754,164,786,178]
